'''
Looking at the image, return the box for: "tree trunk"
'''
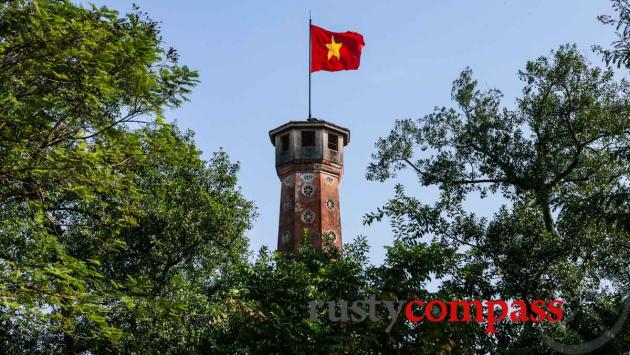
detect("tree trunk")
[536,191,555,233]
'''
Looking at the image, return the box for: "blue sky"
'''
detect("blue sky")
[88,0,617,264]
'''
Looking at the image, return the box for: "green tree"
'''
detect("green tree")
[0,1,254,352]
[366,45,630,353]
[205,237,376,354]
[596,0,630,68]
[204,235,491,354]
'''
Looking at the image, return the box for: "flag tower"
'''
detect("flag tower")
[270,21,362,251]
[269,120,350,252]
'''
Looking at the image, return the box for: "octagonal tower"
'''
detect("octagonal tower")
[269,119,350,252]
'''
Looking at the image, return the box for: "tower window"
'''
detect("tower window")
[301,131,315,147]
[328,133,338,151]
[301,210,315,224]
[282,231,291,245]
[302,184,314,197]
[280,134,290,151]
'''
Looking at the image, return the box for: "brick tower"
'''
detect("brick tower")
[269,119,350,252]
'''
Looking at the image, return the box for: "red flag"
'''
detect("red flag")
[310,24,365,73]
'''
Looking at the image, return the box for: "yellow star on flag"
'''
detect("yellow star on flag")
[326,35,342,60]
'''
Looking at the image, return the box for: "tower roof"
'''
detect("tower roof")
[269,118,350,146]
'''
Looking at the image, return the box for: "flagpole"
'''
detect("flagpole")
[308,12,312,120]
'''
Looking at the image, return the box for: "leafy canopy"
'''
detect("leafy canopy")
[365,45,630,353]
[0,1,254,352]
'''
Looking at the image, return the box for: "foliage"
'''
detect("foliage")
[205,237,372,353]
[0,1,254,353]
[365,45,630,353]
[2,0,630,354]
[206,236,488,354]
[595,0,630,68]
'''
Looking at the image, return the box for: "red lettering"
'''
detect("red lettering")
[485,300,508,333]
[530,300,547,322]
[448,300,484,322]
[425,300,447,322]
[546,299,564,322]
[509,300,530,322]
[404,300,425,323]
